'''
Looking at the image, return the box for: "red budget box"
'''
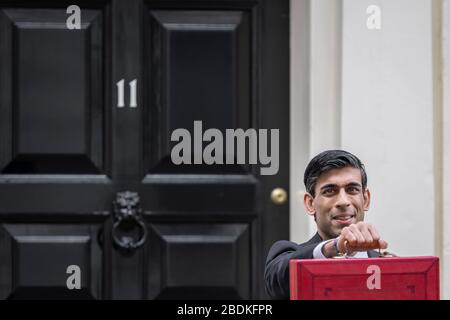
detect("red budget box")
[289,256,439,300]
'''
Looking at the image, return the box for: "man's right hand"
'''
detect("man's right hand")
[322,221,388,258]
[337,221,388,253]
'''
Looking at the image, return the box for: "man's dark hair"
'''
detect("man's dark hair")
[304,150,367,197]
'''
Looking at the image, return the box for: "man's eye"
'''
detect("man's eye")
[347,187,360,193]
[323,189,334,195]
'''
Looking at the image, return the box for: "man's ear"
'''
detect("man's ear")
[303,192,316,217]
[363,188,371,211]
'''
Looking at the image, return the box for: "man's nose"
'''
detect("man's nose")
[335,189,350,208]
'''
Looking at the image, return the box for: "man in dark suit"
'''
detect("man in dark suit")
[264,150,388,299]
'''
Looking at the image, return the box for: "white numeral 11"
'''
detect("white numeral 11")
[116,79,138,108]
[129,79,137,108]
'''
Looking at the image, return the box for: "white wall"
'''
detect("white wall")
[290,0,343,244]
[341,0,435,257]
[291,0,448,297]
[443,0,450,300]
[290,0,311,245]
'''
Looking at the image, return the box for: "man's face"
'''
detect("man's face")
[304,166,371,240]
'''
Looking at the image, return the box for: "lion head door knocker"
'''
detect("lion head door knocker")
[112,191,148,252]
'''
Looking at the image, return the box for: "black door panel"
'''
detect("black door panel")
[0,223,102,299]
[0,7,106,175]
[146,223,250,299]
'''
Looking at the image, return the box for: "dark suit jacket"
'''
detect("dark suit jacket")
[264,233,380,300]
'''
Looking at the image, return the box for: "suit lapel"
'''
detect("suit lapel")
[368,250,381,257]
[305,233,323,245]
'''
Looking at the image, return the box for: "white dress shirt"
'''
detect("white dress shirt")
[313,240,369,259]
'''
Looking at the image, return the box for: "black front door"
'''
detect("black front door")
[0,0,289,299]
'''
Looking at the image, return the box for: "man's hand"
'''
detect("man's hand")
[337,221,388,253]
[322,221,388,258]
